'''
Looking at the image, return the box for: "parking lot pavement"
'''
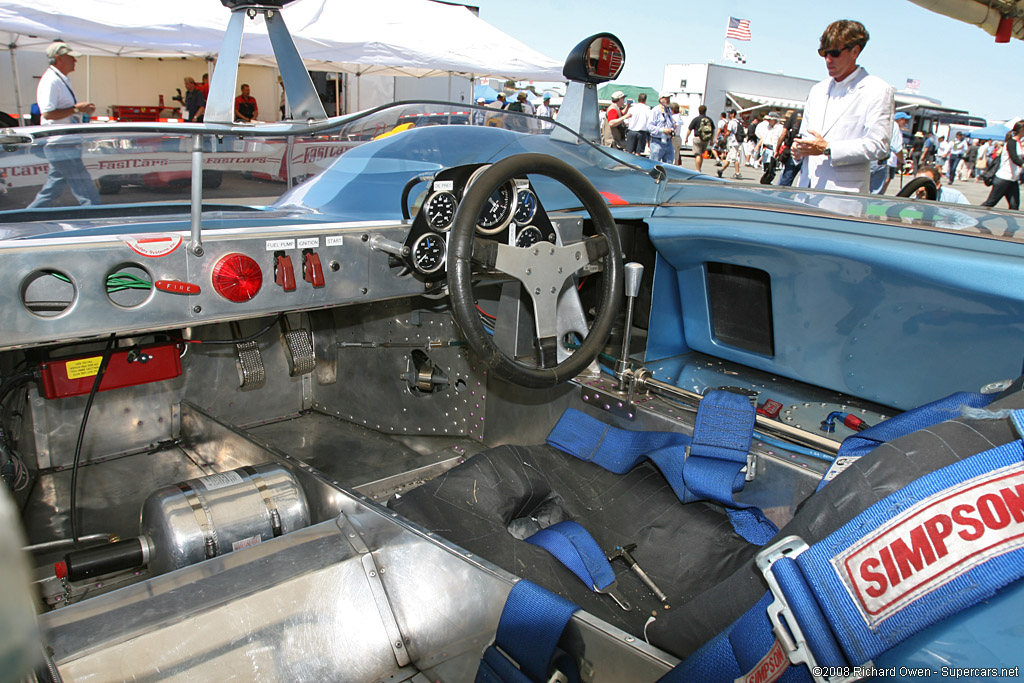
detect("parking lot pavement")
[671,151,999,206]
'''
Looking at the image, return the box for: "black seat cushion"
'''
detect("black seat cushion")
[389,442,757,640]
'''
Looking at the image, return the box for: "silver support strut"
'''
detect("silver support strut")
[189,134,204,256]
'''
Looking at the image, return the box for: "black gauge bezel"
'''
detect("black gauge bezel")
[515,225,544,248]
[411,232,447,274]
[466,164,517,235]
[424,190,458,231]
[514,188,538,225]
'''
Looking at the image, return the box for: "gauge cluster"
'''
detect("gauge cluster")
[401,164,558,280]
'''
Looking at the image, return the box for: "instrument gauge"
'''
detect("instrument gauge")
[475,181,516,235]
[467,164,517,235]
[424,191,457,231]
[515,225,544,248]
[411,233,447,274]
[514,188,538,224]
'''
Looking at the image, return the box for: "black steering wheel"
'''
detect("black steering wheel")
[896,176,937,200]
[447,154,623,388]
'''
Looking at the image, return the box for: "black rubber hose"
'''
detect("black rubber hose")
[400,173,436,220]
[69,333,117,548]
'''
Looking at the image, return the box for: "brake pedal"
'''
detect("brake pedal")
[281,317,316,376]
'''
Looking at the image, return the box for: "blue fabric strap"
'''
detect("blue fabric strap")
[525,520,616,591]
[476,580,580,683]
[818,391,996,491]
[546,391,777,545]
[662,418,1024,683]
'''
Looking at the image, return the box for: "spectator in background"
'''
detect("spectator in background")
[647,92,676,164]
[685,104,715,173]
[981,122,1024,210]
[234,83,259,123]
[602,91,629,150]
[473,97,488,126]
[625,93,651,156]
[881,111,910,194]
[28,41,100,208]
[670,102,685,164]
[743,115,760,167]
[973,139,989,181]
[915,164,969,204]
[948,131,967,184]
[935,135,950,178]
[199,73,210,98]
[183,76,206,122]
[488,93,506,110]
[776,109,804,186]
[716,110,743,179]
[961,138,979,182]
[535,93,553,118]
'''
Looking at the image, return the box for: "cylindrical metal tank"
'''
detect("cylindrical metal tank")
[141,463,309,575]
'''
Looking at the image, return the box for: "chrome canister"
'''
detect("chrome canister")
[141,463,309,575]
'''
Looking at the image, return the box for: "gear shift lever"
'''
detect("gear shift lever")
[615,262,644,390]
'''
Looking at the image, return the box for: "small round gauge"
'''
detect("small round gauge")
[514,188,538,224]
[411,233,447,274]
[515,225,544,248]
[424,191,457,231]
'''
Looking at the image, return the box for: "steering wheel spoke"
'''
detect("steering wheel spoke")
[447,154,623,388]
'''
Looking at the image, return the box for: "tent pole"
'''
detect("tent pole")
[334,73,339,116]
[9,43,24,123]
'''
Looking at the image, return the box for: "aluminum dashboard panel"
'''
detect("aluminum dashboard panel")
[0,221,422,350]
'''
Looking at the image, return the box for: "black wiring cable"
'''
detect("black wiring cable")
[182,314,283,345]
[0,371,35,407]
[69,333,117,549]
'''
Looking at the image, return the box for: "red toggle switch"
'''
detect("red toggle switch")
[303,250,325,288]
[275,253,296,292]
[155,280,201,294]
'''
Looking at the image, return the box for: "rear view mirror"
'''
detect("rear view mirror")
[562,34,625,84]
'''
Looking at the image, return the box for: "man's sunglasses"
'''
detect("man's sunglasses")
[818,45,852,58]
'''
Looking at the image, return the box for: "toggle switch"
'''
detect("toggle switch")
[302,249,325,288]
[274,252,296,292]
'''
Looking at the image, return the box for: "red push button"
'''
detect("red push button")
[275,253,296,292]
[303,251,325,288]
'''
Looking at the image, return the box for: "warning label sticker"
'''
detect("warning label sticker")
[120,234,182,258]
[66,357,103,380]
[197,470,245,491]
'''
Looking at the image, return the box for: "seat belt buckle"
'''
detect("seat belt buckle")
[755,535,870,683]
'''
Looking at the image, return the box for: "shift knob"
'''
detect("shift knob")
[624,262,644,298]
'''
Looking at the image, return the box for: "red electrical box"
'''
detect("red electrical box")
[39,342,183,400]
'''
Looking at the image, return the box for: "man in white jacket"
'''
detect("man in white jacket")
[793,20,894,194]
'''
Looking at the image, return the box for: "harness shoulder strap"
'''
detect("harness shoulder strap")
[663,413,1024,683]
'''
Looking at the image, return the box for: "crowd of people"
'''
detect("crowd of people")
[596,19,1023,211]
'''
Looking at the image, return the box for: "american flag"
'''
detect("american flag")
[726,17,751,41]
[905,78,921,92]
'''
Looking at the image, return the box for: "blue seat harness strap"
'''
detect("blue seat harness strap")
[662,412,1024,683]
[476,580,580,683]
[546,390,778,545]
[526,520,616,591]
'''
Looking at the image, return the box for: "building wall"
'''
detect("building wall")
[663,62,817,118]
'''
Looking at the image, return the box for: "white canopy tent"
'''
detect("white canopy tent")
[0,0,564,117]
